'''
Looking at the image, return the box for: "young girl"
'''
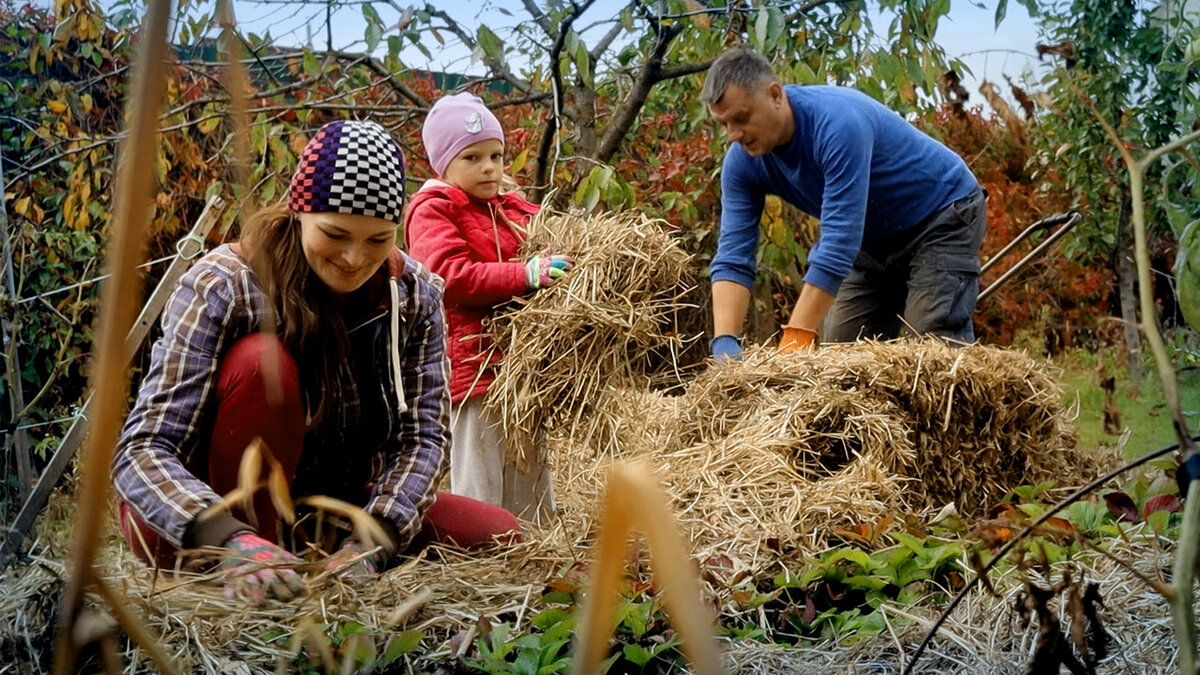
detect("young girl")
[112,120,520,604]
[404,93,570,524]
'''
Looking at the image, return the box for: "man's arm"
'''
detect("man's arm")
[787,282,835,334]
[712,280,752,336]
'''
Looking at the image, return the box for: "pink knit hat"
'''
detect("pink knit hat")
[422,93,505,177]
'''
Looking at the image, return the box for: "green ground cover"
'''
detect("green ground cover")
[1054,336,1200,458]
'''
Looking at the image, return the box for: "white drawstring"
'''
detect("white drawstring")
[389,277,408,414]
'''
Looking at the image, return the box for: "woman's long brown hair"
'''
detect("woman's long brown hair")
[240,203,351,429]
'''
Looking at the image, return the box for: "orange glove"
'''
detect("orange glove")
[779,326,818,353]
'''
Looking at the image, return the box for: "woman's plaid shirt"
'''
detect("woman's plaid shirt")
[112,244,451,550]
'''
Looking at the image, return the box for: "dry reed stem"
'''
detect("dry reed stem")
[572,461,723,675]
[52,1,177,672]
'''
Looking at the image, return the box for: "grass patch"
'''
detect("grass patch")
[1054,339,1200,458]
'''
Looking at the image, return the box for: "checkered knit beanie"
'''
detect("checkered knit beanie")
[422,93,504,177]
[289,120,406,224]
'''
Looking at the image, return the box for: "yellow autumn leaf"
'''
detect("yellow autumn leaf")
[14,196,30,217]
[761,194,783,224]
[197,116,220,135]
[47,100,67,114]
[81,93,93,114]
[768,218,788,247]
[511,148,529,175]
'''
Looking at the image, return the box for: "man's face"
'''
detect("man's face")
[707,82,789,157]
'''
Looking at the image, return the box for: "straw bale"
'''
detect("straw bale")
[485,209,698,463]
[551,340,1104,570]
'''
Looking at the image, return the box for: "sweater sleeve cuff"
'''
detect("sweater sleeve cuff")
[802,266,844,295]
[709,268,755,289]
[184,511,253,548]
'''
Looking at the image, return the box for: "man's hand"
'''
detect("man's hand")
[779,326,818,353]
[220,531,306,604]
[322,540,383,583]
[710,334,743,362]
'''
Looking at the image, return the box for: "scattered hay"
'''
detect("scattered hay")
[0,551,62,672]
[720,531,1186,674]
[2,522,1184,673]
[485,209,699,462]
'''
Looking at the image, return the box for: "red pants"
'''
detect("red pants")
[118,333,520,567]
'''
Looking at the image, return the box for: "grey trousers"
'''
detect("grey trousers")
[449,396,556,525]
[827,188,987,343]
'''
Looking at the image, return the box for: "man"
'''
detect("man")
[703,46,986,360]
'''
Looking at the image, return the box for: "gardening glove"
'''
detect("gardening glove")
[778,326,818,353]
[322,539,385,583]
[525,252,573,289]
[220,531,306,604]
[709,334,743,362]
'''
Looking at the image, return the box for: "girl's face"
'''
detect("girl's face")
[442,138,505,200]
[297,211,397,294]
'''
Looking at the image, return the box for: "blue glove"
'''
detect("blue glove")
[710,334,743,362]
[525,253,573,289]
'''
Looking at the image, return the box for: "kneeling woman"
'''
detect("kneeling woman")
[112,120,519,602]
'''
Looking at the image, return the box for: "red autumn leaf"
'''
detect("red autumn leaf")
[730,590,754,605]
[1103,491,1140,523]
[1143,493,1182,517]
[989,503,1019,520]
[803,594,817,625]
[544,576,578,594]
[833,526,871,545]
[700,553,735,584]
[1040,516,1077,542]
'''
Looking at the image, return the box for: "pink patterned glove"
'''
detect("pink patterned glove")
[220,532,306,604]
[322,540,384,583]
[524,253,573,289]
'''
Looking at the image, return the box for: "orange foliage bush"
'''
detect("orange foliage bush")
[922,106,1113,351]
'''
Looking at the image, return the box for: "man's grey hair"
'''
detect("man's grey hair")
[700,45,780,106]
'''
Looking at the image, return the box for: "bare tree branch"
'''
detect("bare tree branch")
[596,20,685,162]
[423,5,533,96]
[520,0,555,35]
[364,58,429,108]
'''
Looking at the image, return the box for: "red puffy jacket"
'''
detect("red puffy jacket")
[404,180,539,403]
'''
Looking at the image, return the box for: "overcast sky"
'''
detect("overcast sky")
[208,0,1048,103]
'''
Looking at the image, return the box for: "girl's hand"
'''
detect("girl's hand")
[524,252,573,289]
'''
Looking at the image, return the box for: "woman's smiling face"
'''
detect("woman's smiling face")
[297,211,397,294]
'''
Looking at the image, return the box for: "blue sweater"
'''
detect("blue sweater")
[709,85,979,294]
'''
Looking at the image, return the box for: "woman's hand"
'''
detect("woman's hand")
[220,532,307,604]
[322,540,383,583]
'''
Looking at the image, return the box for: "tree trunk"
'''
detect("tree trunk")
[752,276,774,346]
[1116,198,1144,382]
